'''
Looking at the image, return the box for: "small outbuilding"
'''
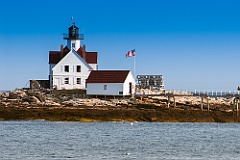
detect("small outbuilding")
[86,70,135,96]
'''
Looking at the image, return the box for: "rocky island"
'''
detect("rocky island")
[0,89,239,122]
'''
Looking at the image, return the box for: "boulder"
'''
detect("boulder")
[27,90,46,102]
[29,96,41,103]
[9,90,27,99]
[0,92,9,98]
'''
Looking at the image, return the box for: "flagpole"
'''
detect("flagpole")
[134,53,136,81]
[126,49,136,81]
[126,49,136,97]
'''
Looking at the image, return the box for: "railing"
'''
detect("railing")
[136,88,240,97]
[191,90,239,97]
[63,33,84,40]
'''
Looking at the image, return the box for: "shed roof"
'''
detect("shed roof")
[86,70,130,83]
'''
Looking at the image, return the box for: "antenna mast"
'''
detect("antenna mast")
[71,16,75,28]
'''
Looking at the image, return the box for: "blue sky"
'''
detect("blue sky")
[1,0,240,91]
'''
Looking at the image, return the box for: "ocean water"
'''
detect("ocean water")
[1,121,240,160]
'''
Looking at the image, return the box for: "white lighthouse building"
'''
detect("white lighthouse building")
[64,20,82,51]
[49,20,98,90]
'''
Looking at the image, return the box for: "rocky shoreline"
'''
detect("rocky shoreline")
[0,89,239,122]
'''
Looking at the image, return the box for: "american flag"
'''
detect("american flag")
[126,49,136,58]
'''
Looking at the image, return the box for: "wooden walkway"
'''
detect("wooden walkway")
[135,93,240,112]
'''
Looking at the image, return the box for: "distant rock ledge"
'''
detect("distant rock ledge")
[0,89,239,122]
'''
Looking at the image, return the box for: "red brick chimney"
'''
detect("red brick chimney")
[60,44,64,58]
[82,44,86,61]
[60,44,64,52]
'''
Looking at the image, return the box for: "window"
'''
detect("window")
[104,85,107,90]
[76,65,81,72]
[76,78,81,84]
[64,77,69,84]
[72,43,75,48]
[64,65,69,72]
[72,29,76,36]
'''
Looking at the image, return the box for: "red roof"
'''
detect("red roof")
[49,46,97,64]
[49,51,68,64]
[86,70,130,83]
